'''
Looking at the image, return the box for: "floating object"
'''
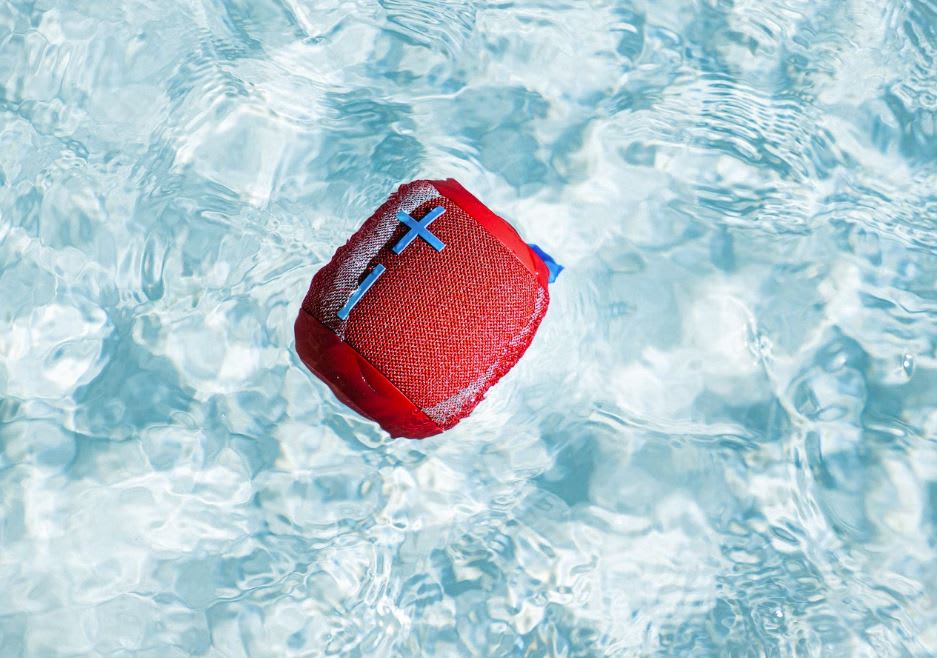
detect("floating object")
[295,179,560,438]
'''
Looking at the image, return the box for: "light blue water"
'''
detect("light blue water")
[1,0,936,656]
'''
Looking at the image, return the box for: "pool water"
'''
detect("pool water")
[2,0,937,655]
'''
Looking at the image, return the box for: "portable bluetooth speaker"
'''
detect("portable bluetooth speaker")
[294,179,561,438]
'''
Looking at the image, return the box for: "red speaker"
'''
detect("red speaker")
[295,179,560,438]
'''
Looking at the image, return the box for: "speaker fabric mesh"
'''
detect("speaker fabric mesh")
[296,179,552,438]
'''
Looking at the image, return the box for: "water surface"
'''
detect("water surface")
[1,0,937,655]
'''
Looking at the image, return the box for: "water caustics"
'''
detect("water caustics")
[1,0,936,655]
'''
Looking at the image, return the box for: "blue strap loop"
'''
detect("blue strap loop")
[528,243,563,284]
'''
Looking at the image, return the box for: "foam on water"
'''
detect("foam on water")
[1,0,936,655]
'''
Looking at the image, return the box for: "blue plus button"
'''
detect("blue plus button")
[392,206,446,254]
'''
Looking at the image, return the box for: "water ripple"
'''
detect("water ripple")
[1,0,937,656]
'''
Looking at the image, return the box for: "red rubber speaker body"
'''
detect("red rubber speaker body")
[295,179,552,438]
